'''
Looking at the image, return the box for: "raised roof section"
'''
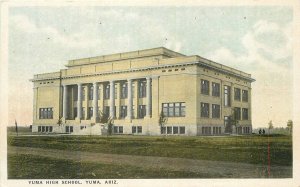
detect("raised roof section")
[67,47,185,67]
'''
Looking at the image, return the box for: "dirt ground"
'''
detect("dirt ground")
[8,146,292,178]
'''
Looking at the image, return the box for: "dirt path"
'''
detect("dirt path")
[8,146,292,178]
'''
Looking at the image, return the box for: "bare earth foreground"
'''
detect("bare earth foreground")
[8,146,291,178]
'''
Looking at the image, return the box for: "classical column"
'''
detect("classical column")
[77,83,82,120]
[110,81,115,118]
[146,77,151,117]
[92,82,98,121]
[62,85,67,120]
[126,79,132,120]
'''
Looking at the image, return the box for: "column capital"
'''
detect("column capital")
[146,77,151,80]
[109,80,115,84]
[77,83,82,86]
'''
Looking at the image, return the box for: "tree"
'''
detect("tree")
[159,110,168,135]
[268,120,274,134]
[225,109,239,134]
[99,111,114,136]
[287,120,293,135]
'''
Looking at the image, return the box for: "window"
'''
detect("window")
[73,108,77,119]
[132,126,142,134]
[42,126,45,132]
[234,88,241,101]
[201,103,209,118]
[104,84,110,99]
[161,127,166,134]
[242,90,248,102]
[70,126,73,133]
[132,126,136,133]
[65,126,69,133]
[212,104,220,118]
[212,82,220,97]
[242,108,249,120]
[173,126,178,134]
[121,82,128,99]
[137,126,142,133]
[167,126,172,134]
[162,102,185,117]
[234,107,241,120]
[213,127,221,134]
[201,80,209,95]
[138,80,147,98]
[104,106,110,116]
[49,126,53,132]
[89,86,93,100]
[113,126,123,134]
[202,127,211,135]
[73,88,78,101]
[39,108,53,119]
[138,105,146,118]
[179,127,185,134]
[88,107,93,119]
[38,126,41,132]
[82,87,86,101]
[120,105,127,119]
[224,86,231,107]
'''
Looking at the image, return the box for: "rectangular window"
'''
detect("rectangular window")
[212,104,220,118]
[242,90,248,102]
[173,126,178,134]
[104,106,110,116]
[114,126,123,134]
[201,80,209,95]
[161,102,186,117]
[65,126,69,133]
[138,80,147,98]
[46,126,49,132]
[73,108,77,119]
[120,105,127,119]
[137,126,142,133]
[89,86,93,100]
[179,127,185,134]
[224,86,231,107]
[234,107,241,120]
[38,126,41,132]
[88,107,93,119]
[132,126,137,133]
[121,82,128,99]
[212,82,220,97]
[201,103,209,118]
[161,126,166,134]
[39,108,53,119]
[234,88,241,101]
[138,105,146,118]
[119,126,123,133]
[49,126,53,132]
[104,84,110,99]
[242,108,249,120]
[167,126,172,134]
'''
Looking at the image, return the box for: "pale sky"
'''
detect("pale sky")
[7,6,293,128]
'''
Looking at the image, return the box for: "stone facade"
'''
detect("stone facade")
[30,47,255,135]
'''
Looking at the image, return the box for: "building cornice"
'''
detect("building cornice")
[30,61,255,82]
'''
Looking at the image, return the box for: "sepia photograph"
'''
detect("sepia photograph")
[1,1,299,187]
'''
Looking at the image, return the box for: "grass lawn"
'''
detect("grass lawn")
[8,153,218,179]
[7,134,292,166]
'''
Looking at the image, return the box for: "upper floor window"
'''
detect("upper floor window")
[88,107,93,119]
[234,88,241,101]
[138,105,146,118]
[104,84,110,99]
[234,107,241,120]
[242,108,249,120]
[224,85,231,107]
[39,108,53,119]
[120,105,127,119]
[201,102,209,118]
[139,80,147,98]
[201,80,209,95]
[162,102,185,117]
[212,82,220,97]
[242,90,248,102]
[121,82,128,99]
[212,104,220,118]
[89,86,93,100]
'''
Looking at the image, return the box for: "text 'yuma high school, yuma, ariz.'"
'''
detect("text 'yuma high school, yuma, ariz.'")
[30,47,255,136]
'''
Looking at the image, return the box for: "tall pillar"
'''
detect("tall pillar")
[77,83,82,120]
[126,79,132,120]
[92,82,98,121]
[110,81,115,118]
[62,85,67,120]
[146,77,151,117]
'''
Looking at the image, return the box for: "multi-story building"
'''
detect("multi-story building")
[30,47,255,135]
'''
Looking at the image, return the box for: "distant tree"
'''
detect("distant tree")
[100,111,114,136]
[287,120,293,135]
[268,120,274,134]
[159,110,168,135]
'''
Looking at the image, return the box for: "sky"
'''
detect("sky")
[7,6,293,127]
